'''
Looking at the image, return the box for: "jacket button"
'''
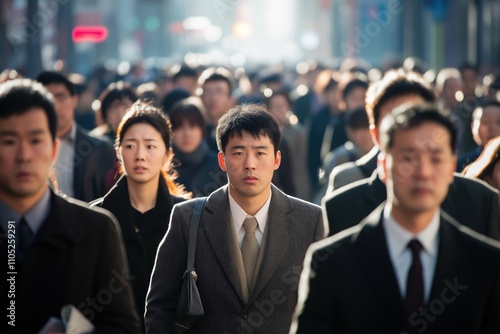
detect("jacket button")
[242,314,248,320]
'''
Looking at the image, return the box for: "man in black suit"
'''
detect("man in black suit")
[323,70,500,240]
[36,71,114,202]
[292,103,500,334]
[0,79,139,333]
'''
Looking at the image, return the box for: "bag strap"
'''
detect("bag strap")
[186,197,207,276]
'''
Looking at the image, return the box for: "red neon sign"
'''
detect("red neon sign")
[72,26,108,43]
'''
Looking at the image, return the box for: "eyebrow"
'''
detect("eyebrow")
[397,147,445,154]
[123,138,159,142]
[229,145,271,150]
[0,129,46,137]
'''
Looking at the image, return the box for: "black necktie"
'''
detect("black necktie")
[405,239,424,318]
[17,217,33,261]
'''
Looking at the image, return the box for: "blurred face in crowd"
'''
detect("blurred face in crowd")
[202,80,233,125]
[347,126,374,156]
[380,122,456,229]
[472,105,500,146]
[107,98,134,133]
[441,77,463,110]
[344,87,367,111]
[218,131,281,208]
[119,123,169,186]
[174,76,198,95]
[324,87,340,114]
[0,108,59,212]
[461,68,479,99]
[43,83,77,138]
[267,94,290,128]
[173,121,204,154]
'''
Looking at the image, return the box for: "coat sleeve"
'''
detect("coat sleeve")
[145,204,190,333]
[487,193,500,241]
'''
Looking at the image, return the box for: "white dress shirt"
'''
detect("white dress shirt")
[55,125,76,197]
[228,189,272,247]
[382,204,440,302]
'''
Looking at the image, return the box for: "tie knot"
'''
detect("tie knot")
[408,239,423,255]
[243,217,258,234]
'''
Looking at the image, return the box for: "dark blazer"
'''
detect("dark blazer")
[73,126,115,202]
[292,204,500,333]
[145,184,326,334]
[91,175,184,326]
[0,191,139,334]
[323,170,500,240]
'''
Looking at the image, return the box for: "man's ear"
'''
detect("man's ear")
[218,151,226,171]
[369,124,380,148]
[274,150,281,170]
[377,151,387,184]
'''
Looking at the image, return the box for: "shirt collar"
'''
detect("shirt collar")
[0,187,51,235]
[62,124,77,142]
[383,203,440,258]
[228,188,272,234]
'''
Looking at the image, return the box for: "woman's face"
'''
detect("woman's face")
[107,98,134,133]
[119,123,169,185]
[173,121,204,154]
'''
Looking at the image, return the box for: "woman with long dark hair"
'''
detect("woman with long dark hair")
[90,101,189,331]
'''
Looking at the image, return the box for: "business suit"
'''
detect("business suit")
[145,184,326,334]
[323,170,500,240]
[292,204,500,333]
[0,191,139,334]
[73,126,115,202]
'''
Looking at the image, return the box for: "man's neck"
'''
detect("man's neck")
[0,186,48,215]
[229,186,270,216]
[391,206,438,235]
[58,123,74,139]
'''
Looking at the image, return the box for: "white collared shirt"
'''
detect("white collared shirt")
[228,189,272,247]
[55,124,76,197]
[382,204,440,302]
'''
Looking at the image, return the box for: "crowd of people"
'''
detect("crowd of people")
[1,57,500,333]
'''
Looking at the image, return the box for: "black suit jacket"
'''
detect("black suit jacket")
[73,126,115,202]
[292,205,500,333]
[0,191,139,334]
[323,170,500,240]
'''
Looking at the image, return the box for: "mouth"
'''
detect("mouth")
[411,187,433,195]
[134,166,148,173]
[243,176,258,183]
[16,171,32,179]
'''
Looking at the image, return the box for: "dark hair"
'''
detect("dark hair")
[116,100,189,198]
[198,67,233,95]
[346,107,369,130]
[341,78,368,101]
[160,88,190,114]
[171,65,198,82]
[366,70,436,127]
[168,97,206,136]
[379,103,458,153]
[99,81,137,122]
[216,104,281,154]
[36,71,75,96]
[0,78,57,142]
[463,136,500,181]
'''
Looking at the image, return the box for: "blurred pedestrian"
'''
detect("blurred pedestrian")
[0,79,139,333]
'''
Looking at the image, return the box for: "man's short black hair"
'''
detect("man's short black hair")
[216,104,281,154]
[0,79,57,141]
[36,71,75,96]
[379,103,458,154]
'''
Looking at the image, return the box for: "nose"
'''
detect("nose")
[17,139,33,162]
[414,157,432,179]
[135,144,145,161]
[244,154,256,170]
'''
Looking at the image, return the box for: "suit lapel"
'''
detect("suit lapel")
[357,204,406,319]
[250,185,292,301]
[428,213,466,303]
[202,187,248,303]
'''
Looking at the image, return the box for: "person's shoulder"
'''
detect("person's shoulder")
[55,194,117,229]
[324,176,371,205]
[452,173,498,195]
[76,125,114,148]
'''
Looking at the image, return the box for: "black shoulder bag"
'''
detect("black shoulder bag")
[172,197,207,333]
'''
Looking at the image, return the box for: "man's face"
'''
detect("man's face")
[344,87,367,111]
[202,80,232,125]
[43,83,77,138]
[0,108,59,205]
[380,122,456,217]
[472,105,500,146]
[461,69,478,98]
[218,132,280,205]
[442,78,463,110]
